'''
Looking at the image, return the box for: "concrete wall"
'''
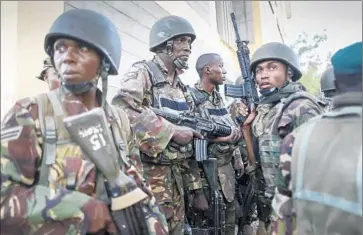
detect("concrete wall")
[1,1,64,120]
[258,1,291,44]
[1,1,265,120]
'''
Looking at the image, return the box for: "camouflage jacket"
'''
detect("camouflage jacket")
[272,92,363,235]
[0,88,168,235]
[188,82,244,202]
[111,55,203,198]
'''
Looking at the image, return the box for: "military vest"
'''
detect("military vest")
[188,86,238,202]
[136,60,195,164]
[34,89,129,203]
[291,105,363,235]
[252,92,323,197]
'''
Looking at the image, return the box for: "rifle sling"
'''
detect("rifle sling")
[36,91,64,187]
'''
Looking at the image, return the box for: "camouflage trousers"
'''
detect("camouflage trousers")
[255,164,273,226]
[143,162,185,235]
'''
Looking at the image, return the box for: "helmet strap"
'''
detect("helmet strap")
[100,58,110,107]
[166,40,189,70]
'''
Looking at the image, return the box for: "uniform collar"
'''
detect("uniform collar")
[332,92,362,109]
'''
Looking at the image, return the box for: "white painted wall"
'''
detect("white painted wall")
[1,1,18,120]
[258,1,286,44]
[1,1,260,120]
[155,1,240,92]
[1,1,64,120]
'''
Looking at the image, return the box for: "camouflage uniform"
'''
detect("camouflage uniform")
[272,41,363,235]
[112,54,203,234]
[112,16,204,235]
[251,85,323,227]
[1,88,169,235]
[1,9,168,235]
[230,42,324,233]
[187,82,244,235]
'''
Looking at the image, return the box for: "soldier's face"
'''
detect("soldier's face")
[53,38,101,84]
[44,67,60,91]
[172,35,192,62]
[255,60,287,89]
[206,60,227,86]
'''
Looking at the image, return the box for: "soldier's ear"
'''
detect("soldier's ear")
[286,66,294,82]
[204,65,211,74]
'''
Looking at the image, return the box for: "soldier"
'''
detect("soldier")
[36,57,60,90]
[1,9,168,235]
[186,53,244,235]
[229,42,324,234]
[320,67,337,111]
[111,15,208,234]
[273,41,362,235]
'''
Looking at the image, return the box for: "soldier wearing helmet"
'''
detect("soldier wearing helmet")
[1,9,168,235]
[320,67,337,111]
[229,42,324,234]
[36,57,60,90]
[273,41,362,235]
[112,16,207,234]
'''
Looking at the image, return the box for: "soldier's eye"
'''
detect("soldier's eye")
[269,65,277,70]
[54,43,66,53]
[79,44,89,52]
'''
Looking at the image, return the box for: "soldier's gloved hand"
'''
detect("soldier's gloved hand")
[192,189,209,212]
[210,127,241,144]
[172,126,203,145]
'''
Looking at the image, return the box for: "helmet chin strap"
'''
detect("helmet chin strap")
[100,58,110,108]
[166,40,189,70]
[61,77,98,95]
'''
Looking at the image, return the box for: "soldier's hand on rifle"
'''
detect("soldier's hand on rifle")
[172,126,203,145]
[229,99,249,122]
[192,189,209,212]
[242,106,256,127]
[210,127,241,144]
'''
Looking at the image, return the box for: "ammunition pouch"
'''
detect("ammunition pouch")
[141,140,194,165]
[209,143,236,167]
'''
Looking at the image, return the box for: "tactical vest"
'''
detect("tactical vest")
[136,60,195,164]
[252,91,323,198]
[188,86,238,202]
[291,105,363,235]
[188,86,238,165]
[34,89,129,202]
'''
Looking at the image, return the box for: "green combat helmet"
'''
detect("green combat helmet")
[149,15,196,70]
[44,8,122,106]
[250,42,302,81]
[36,57,54,81]
[320,67,336,95]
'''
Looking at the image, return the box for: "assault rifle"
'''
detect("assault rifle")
[64,107,149,235]
[149,107,231,161]
[186,158,226,235]
[224,12,259,123]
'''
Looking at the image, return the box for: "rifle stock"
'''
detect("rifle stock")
[63,107,149,235]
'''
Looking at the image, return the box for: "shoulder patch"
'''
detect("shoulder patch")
[1,126,23,142]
